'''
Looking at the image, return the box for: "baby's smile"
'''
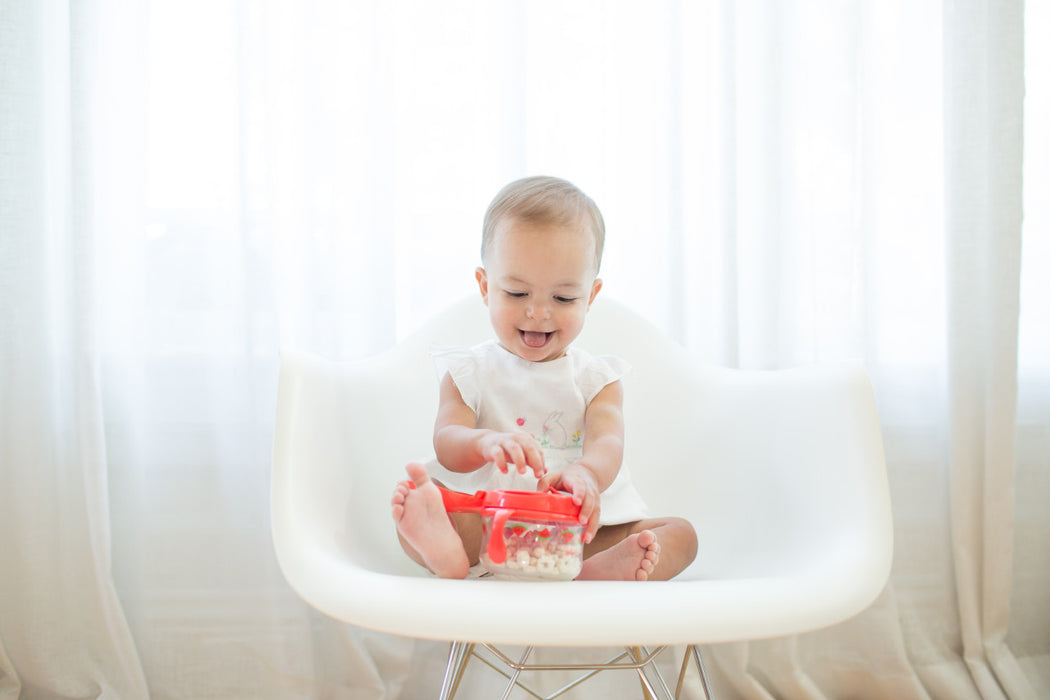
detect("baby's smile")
[520,330,554,348]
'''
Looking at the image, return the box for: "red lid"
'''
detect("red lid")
[477,489,582,522]
[435,485,582,522]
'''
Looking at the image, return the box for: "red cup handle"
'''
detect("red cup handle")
[405,481,487,513]
[486,508,513,565]
[437,486,486,513]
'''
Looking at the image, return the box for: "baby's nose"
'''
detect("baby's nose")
[527,302,551,320]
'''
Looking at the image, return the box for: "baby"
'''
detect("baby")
[391,176,698,581]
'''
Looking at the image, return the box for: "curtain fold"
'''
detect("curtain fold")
[943,1,1030,698]
[1,0,1046,698]
[0,1,148,697]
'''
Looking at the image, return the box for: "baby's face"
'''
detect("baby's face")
[477,217,602,362]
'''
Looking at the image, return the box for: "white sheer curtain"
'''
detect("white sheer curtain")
[1,0,1047,698]
[0,2,148,697]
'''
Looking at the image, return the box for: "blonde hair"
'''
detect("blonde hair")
[481,176,605,272]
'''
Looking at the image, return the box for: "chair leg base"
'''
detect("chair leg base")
[439,642,713,700]
[679,645,714,699]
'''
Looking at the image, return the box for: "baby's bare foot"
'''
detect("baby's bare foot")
[391,462,470,579]
[576,530,661,581]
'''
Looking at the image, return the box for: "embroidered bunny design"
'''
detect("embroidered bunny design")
[540,411,569,449]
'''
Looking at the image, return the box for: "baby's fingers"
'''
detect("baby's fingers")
[503,442,529,475]
[579,501,604,545]
[522,442,546,478]
[560,474,599,542]
[535,471,558,493]
[577,498,601,544]
[487,446,510,473]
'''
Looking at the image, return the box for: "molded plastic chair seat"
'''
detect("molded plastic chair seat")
[271,296,893,696]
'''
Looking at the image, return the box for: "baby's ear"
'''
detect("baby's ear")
[475,267,489,304]
[587,278,603,307]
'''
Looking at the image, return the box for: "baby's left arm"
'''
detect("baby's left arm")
[538,380,624,543]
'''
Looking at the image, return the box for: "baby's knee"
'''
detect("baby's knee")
[673,516,696,536]
[664,517,698,558]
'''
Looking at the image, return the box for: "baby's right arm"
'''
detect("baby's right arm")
[433,373,546,477]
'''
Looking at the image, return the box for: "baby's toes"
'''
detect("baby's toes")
[391,483,410,506]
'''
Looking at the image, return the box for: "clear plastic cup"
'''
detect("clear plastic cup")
[480,514,584,580]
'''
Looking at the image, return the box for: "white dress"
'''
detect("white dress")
[425,340,649,525]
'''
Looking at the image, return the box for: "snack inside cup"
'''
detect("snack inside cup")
[480,512,584,580]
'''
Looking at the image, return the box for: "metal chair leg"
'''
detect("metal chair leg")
[439,641,474,700]
[630,646,676,699]
[498,646,534,700]
[676,645,713,700]
[633,647,656,700]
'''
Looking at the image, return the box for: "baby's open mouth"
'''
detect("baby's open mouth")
[520,330,553,348]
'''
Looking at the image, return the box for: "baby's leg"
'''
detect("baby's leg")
[581,517,697,582]
[391,462,478,579]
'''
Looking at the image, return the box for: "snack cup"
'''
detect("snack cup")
[439,487,585,581]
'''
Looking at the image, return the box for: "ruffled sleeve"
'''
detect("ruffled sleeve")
[429,344,483,414]
[576,351,631,404]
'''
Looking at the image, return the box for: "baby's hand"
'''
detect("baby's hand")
[537,464,601,544]
[478,431,546,478]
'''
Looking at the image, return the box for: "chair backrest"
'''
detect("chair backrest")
[273,295,891,584]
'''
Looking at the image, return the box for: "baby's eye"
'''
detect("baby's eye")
[555,296,578,304]
[504,291,527,299]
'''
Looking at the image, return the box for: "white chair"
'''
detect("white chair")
[271,296,894,699]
